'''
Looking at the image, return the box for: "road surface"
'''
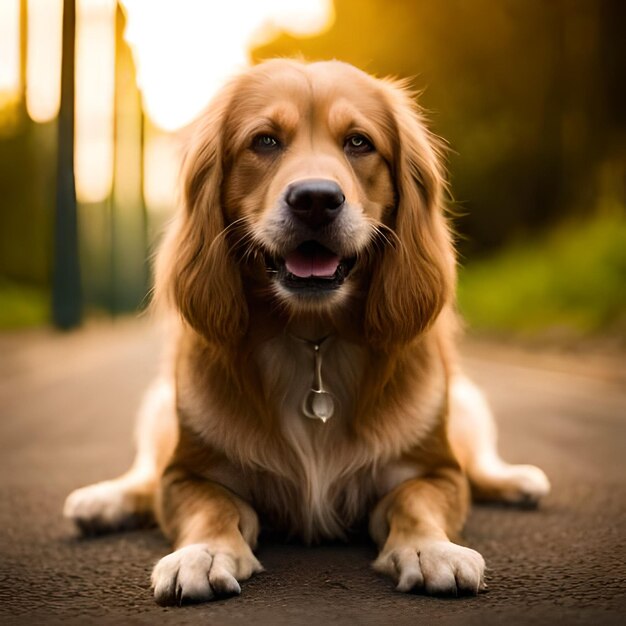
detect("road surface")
[0,320,624,625]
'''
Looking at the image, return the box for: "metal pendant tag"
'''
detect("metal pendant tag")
[302,389,335,423]
[293,334,335,424]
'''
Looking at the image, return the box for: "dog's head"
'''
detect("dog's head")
[158,60,455,347]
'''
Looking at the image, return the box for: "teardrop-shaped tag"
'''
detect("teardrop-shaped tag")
[303,390,334,423]
[311,391,334,422]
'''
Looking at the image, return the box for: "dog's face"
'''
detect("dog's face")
[221,61,396,308]
[160,60,455,346]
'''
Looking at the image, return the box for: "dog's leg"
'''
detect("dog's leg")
[370,467,486,595]
[63,376,177,533]
[448,374,550,505]
[151,466,262,606]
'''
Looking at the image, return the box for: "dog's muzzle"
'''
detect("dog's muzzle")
[264,179,358,295]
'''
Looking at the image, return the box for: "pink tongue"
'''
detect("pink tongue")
[285,247,341,278]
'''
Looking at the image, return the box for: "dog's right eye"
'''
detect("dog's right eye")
[251,134,281,153]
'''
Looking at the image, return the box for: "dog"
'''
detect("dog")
[64,59,550,604]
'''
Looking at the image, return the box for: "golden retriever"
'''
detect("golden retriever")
[64,59,550,604]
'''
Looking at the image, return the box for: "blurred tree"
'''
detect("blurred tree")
[0,0,54,289]
[78,5,148,317]
[0,1,148,325]
[53,0,81,329]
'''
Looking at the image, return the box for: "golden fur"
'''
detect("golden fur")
[64,59,550,604]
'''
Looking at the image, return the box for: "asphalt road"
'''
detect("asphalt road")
[0,320,624,625]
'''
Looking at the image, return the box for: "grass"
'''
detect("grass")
[457,210,626,340]
[0,278,50,329]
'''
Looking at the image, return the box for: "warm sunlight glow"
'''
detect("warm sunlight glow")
[143,132,180,213]
[26,0,63,123]
[74,0,116,204]
[120,0,335,132]
[254,0,334,39]
[0,0,21,106]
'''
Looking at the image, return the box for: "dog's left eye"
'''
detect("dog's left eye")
[344,134,374,155]
[251,134,281,153]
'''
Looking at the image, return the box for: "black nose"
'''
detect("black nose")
[285,179,345,228]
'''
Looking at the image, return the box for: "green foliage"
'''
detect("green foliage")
[0,121,56,285]
[0,279,50,329]
[457,211,626,337]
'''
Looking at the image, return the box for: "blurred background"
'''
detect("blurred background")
[1,0,624,348]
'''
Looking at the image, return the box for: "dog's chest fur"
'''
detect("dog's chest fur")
[250,334,368,539]
[249,334,444,541]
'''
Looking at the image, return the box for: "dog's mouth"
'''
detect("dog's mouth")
[267,241,356,292]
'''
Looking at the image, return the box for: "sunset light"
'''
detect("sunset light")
[74,0,116,204]
[120,0,335,132]
[26,0,63,123]
[0,0,21,110]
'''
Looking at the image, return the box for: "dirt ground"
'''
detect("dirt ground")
[0,319,624,625]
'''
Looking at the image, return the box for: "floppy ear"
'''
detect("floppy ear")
[364,82,456,347]
[155,90,248,346]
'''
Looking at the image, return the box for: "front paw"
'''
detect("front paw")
[373,540,486,595]
[151,543,263,606]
